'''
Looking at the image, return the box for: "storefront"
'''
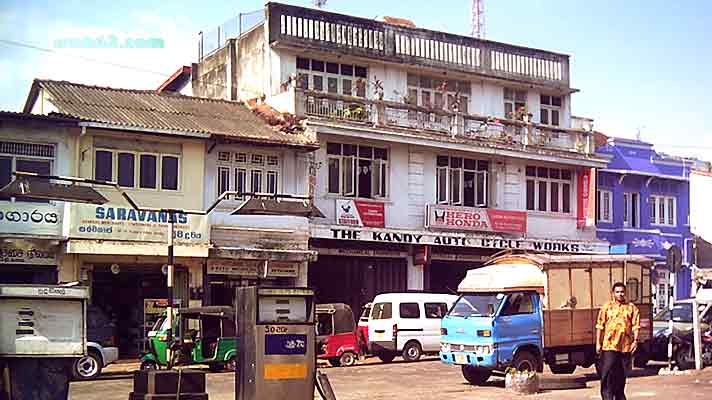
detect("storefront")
[0,203,63,284]
[64,203,209,357]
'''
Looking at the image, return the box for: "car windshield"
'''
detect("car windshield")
[448,294,503,318]
[654,303,693,322]
[360,305,372,322]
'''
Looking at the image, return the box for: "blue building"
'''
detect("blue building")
[596,137,699,309]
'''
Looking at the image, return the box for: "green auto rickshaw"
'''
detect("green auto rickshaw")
[139,306,238,371]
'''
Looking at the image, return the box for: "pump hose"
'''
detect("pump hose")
[175,368,182,400]
[314,354,328,400]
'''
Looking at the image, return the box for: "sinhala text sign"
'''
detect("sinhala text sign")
[69,204,209,244]
[0,203,62,237]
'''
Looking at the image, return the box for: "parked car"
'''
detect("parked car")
[651,299,712,362]
[73,342,119,380]
[368,293,457,362]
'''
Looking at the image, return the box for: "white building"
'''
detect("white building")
[192,2,609,311]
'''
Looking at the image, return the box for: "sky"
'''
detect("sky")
[0,0,711,160]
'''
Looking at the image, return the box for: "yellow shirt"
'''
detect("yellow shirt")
[596,300,640,353]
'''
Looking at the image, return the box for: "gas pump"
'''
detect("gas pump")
[235,286,316,400]
[0,284,89,400]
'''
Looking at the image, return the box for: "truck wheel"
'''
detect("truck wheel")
[633,352,650,369]
[73,351,103,380]
[328,357,341,367]
[462,365,491,385]
[339,351,357,367]
[674,347,694,370]
[402,341,422,362]
[549,364,576,374]
[378,353,396,363]
[512,350,538,372]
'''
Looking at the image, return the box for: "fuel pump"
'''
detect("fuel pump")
[0,284,89,400]
[235,286,316,400]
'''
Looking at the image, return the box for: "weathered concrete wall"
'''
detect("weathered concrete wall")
[193,44,231,100]
[236,26,267,100]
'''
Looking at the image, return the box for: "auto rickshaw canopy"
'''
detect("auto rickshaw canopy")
[316,303,355,335]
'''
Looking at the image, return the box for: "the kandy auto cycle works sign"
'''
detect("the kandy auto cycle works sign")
[68,204,209,244]
[336,199,385,228]
[425,205,527,234]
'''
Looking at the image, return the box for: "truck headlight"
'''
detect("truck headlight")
[441,342,451,352]
[475,345,492,355]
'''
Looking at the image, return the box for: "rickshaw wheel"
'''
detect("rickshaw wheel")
[328,357,341,367]
[339,351,357,367]
[140,360,158,370]
[225,357,237,372]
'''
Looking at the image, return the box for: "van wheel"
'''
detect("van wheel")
[402,341,422,362]
[339,351,357,367]
[378,353,396,363]
[462,365,491,385]
[512,350,538,372]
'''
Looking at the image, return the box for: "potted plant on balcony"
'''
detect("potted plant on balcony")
[508,106,532,123]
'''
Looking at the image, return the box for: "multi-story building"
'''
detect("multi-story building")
[22,79,316,357]
[596,137,709,309]
[193,3,610,312]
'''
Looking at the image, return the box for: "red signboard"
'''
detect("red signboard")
[577,168,595,229]
[426,205,527,234]
[336,199,385,228]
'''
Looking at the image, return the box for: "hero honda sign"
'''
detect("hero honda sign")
[426,204,527,234]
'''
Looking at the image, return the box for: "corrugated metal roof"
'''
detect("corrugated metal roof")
[30,80,317,148]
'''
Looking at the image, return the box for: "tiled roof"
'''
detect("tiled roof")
[25,79,317,148]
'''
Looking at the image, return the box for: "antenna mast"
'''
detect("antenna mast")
[471,0,485,39]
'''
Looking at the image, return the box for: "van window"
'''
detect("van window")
[425,303,448,319]
[371,302,392,320]
[360,304,372,322]
[500,293,535,316]
[399,303,420,319]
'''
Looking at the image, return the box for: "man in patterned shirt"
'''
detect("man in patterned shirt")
[596,282,640,400]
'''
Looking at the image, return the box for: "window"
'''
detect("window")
[424,303,448,319]
[94,149,179,191]
[399,303,420,319]
[215,150,280,199]
[525,166,572,214]
[540,95,562,126]
[650,195,676,226]
[596,189,612,223]
[436,156,488,207]
[504,88,527,120]
[0,141,54,197]
[371,302,392,320]
[296,57,368,97]
[407,73,470,113]
[327,142,387,199]
[623,192,640,228]
[500,293,535,316]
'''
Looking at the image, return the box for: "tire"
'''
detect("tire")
[512,350,539,372]
[549,364,577,374]
[339,351,357,367]
[633,353,650,369]
[73,351,103,380]
[378,353,396,363]
[328,357,341,367]
[674,346,694,371]
[461,365,491,385]
[225,356,237,372]
[140,360,158,370]
[402,341,422,362]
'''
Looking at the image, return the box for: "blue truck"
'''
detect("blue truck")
[439,254,654,385]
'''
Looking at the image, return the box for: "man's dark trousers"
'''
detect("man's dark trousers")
[599,350,630,400]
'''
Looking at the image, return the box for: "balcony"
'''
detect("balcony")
[267,2,570,89]
[292,90,594,156]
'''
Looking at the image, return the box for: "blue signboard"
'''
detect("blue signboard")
[265,334,308,355]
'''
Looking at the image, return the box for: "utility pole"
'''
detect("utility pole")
[471,0,485,39]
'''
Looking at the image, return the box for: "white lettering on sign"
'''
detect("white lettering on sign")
[36,287,67,296]
[264,326,288,334]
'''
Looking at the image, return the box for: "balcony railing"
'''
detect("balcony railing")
[267,3,569,88]
[295,90,593,155]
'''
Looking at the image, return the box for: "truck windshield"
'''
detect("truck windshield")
[449,294,502,318]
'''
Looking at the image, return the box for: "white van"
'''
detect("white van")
[368,293,457,362]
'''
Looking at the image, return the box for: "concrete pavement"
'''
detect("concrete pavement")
[71,358,712,400]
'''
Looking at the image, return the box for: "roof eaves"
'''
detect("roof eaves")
[77,121,210,139]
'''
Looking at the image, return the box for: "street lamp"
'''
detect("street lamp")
[1,172,323,369]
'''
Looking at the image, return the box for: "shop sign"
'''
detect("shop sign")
[0,240,57,265]
[314,225,609,254]
[207,260,298,278]
[413,245,429,265]
[336,200,385,228]
[68,204,209,245]
[577,168,596,229]
[314,247,408,258]
[0,203,62,237]
[425,205,526,234]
